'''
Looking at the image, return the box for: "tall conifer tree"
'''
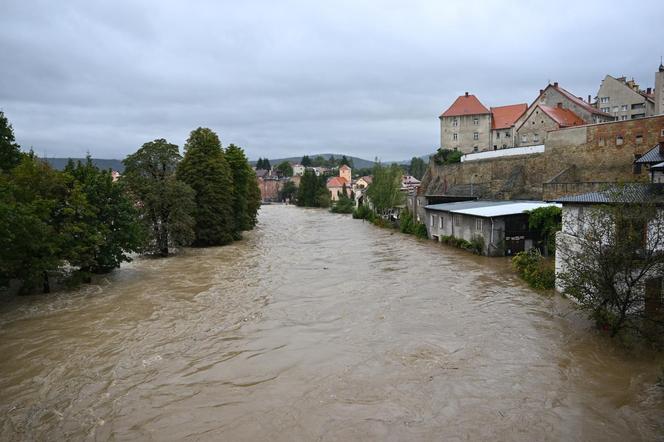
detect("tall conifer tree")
[177,128,235,245]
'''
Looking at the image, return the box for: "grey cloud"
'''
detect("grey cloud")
[1,0,663,161]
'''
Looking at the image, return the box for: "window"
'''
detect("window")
[452,118,458,127]
[430,215,435,227]
[473,132,479,140]
[620,105,628,111]
[621,115,628,120]
[454,215,461,226]
[533,133,540,143]
[612,106,619,113]
[502,144,507,149]
[631,103,645,110]
[632,113,645,119]
[493,145,497,150]
[599,138,605,147]
[473,146,478,152]
[496,132,500,139]
[505,132,510,138]
[600,97,609,103]
[616,135,624,145]
[439,217,443,229]
[636,135,643,144]
[473,117,479,125]
[453,133,458,140]
[601,107,611,113]
[475,218,483,231]
[521,134,527,143]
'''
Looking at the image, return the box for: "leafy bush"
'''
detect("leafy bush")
[330,195,354,213]
[511,249,555,289]
[399,209,415,234]
[414,223,428,239]
[433,148,462,166]
[352,204,374,220]
[469,235,485,255]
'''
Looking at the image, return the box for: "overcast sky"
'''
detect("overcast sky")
[1,0,663,161]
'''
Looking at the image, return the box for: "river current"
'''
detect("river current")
[1,205,663,441]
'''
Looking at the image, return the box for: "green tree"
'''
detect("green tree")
[0,154,67,293]
[246,169,261,228]
[64,157,145,274]
[276,161,294,177]
[123,139,195,256]
[279,180,297,202]
[339,155,353,167]
[366,162,404,216]
[557,197,664,337]
[177,128,235,246]
[0,111,22,172]
[226,143,258,235]
[409,157,427,180]
[526,206,562,256]
[296,169,329,207]
[301,155,312,167]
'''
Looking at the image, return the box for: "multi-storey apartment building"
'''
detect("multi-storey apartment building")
[596,75,655,120]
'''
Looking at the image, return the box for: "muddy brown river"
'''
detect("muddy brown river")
[1,205,663,441]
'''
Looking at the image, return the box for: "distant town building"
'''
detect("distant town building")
[292,163,305,176]
[401,175,421,191]
[327,165,351,201]
[596,75,655,120]
[111,170,121,182]
[656,63,664,115]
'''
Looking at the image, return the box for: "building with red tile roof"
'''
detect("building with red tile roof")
[440,93,490,117]
[439,92,492,154]
[515,103,585,147]
[490,103,527,149]
[327,167,352,201]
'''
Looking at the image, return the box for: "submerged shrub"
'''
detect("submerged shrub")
[512,249,555,290]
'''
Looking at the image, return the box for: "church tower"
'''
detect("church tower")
[655,61,664,115]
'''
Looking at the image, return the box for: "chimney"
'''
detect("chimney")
[465,92,469,97]
[588,94,591,103]
[557,102,563,108]
[554,82,559,87]
[539,89,544,95]
[647,87,652,95]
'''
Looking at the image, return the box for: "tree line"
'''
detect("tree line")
[0,112,260,294]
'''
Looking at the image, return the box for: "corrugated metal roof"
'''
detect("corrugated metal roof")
[424,200,513,212]
[635,144,664,164]
[552,183,664,204]
[425,200,558,218]
[651,162,664,170]
[454,202,561,218]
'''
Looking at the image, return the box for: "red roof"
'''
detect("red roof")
[490,103,527,129]
[440,93,490,117]
[550,84,612,117]
[539,105,585,127]
[327,176,349,187]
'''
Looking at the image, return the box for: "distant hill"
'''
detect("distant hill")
[45,158,125,172]
[257,153,377,170]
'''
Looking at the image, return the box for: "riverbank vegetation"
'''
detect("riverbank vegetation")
[557,201,664,340]
[0,113,259,295]
[511,249,556,290]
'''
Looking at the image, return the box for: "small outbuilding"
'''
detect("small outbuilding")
[424,200,561,256]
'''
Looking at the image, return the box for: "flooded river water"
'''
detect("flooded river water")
[1,205,663,441]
